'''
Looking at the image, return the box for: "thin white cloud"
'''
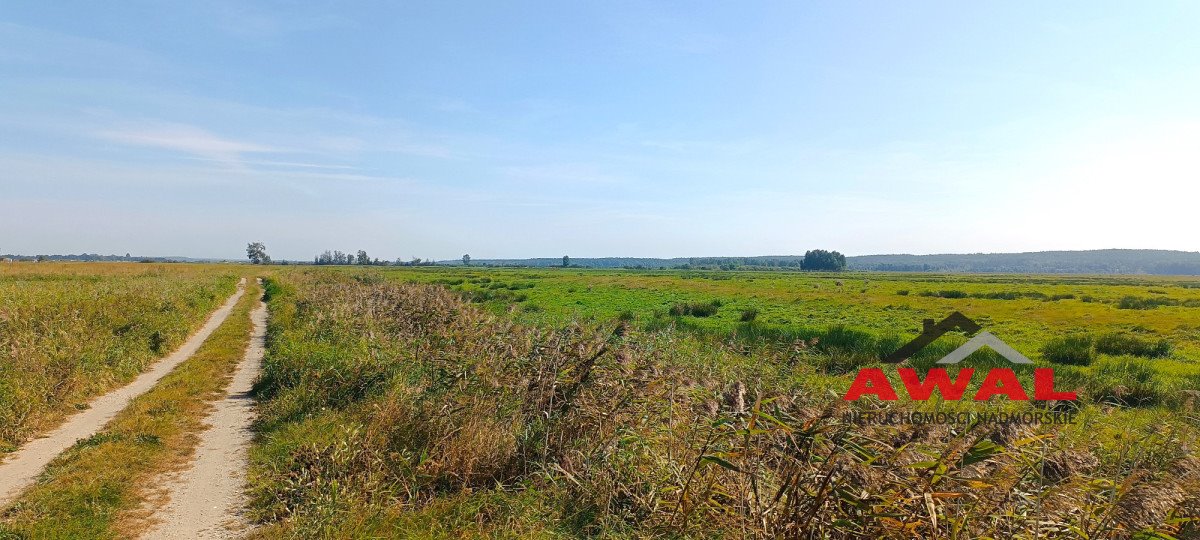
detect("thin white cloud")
[180,157,358,171]
[96,122,279,165]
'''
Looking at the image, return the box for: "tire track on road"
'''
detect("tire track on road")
[141,278,267,539]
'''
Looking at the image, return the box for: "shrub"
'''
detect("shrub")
[739,308,759,322]
[1042,335,1095,365]
[896,290,909,296]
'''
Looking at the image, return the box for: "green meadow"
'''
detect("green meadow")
[386,267,1200,390]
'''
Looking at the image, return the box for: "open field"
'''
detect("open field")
[246,267,1200,538]
[386,267,1200,407]
[1,263,1196,538]
[0,263,240,452]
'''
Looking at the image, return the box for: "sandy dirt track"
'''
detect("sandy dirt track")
[0,278,247,508]
[141,280,266,539]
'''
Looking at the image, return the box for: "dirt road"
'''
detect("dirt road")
[0,278,247,508]
[141,280,267,539]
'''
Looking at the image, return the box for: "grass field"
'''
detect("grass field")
[387,267,1200,407]
[0,263,239,452]
[246,267,1200,538]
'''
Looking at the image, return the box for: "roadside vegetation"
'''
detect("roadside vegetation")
[0,279,260,538]
[247,270,1200,538]
[0,263,238,453]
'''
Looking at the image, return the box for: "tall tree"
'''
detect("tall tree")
[356,250,370,265]
[800,249,846,271]
[246,242,270,264]
[462,254,471,266]
[562,255,570,267]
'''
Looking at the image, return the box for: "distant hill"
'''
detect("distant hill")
[459,249,1200,275]
[463,256,806,269]
[846,249,1200,274]
[0,253,222,263]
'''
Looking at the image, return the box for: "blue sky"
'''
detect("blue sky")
[3,2,1199,260]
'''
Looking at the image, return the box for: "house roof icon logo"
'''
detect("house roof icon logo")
[883,312,1032,365]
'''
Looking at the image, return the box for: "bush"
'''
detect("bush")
[1094,333,1171,358]
[739,308,759,322]
[896,290,909,296]
[1042,335,1095,365]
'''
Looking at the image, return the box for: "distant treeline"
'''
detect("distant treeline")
[848,249,1200,275]
[0,253,198,263]
[463,250,848,271]
[312,249,437,266]
[454,249,1200,275]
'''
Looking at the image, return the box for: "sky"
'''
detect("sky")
[3,1,1200,261]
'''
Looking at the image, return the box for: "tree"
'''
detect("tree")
[356,250,370,265]
[462,254,471,266]
[800,249,846,271]
[246,242,270,264]
[562,255,570,267]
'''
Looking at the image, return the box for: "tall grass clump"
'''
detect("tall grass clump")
[1094,332,1172,358]
[669,300,721,317]
[1041,335,1096,366]
[1117,296,1179,309]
